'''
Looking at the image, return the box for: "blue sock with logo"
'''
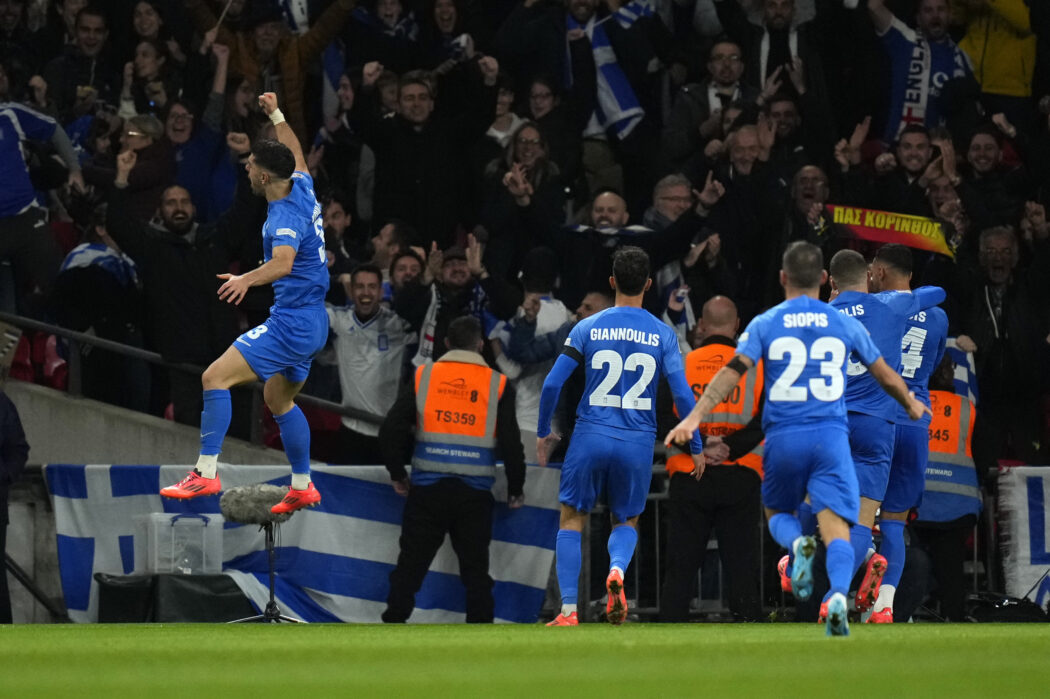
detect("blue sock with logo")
[826,538,855,597]
[850,524,873,575]
[274,405,311,481]
[556,529,582,608]
[879,520,907,589]
[608,525,638,575]
[199,389,230,456]
[768,513,803,551]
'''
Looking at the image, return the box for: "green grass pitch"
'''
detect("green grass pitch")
[2,623,1048,698]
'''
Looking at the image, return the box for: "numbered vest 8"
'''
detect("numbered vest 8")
[916,391,982,523]
[412,361,506,478]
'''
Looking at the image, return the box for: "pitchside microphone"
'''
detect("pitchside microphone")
[220,485,292,525]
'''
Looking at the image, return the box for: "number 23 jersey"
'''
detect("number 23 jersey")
[736,295,882,435]
[564,306,685,439]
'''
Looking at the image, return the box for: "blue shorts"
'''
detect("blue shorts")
[883,423,929,513]
[763,424,859,525]
[848,412,895,502]
[233,306,328,382]
[559,429,656,523]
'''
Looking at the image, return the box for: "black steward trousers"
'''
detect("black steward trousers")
[660,467,763,621]
[383,477,495,623]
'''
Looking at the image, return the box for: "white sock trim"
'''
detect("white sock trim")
[291,473,311,490]
[561,604,577,616]
[195,454,218,479]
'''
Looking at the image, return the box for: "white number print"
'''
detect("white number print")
[588,350,657,410]
[313,216,326,263]
[899,326,928,379]
[246,325,268,340]
[768,336,847,403]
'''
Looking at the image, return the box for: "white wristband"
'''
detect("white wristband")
[268,108,286,126]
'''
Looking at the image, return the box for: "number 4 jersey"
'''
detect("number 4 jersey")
[263,170,329,309]
[736,295,882,436]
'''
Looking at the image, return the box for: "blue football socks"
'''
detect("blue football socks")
[608,525,638,575]
[199,389,231,456]
[850,524,873,575]
[556,529,582,610]
[768,512,803,551]
[825,538,854,597]
[275,405,311,486]
[879,519,907,590]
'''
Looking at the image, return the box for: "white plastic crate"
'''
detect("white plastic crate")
[134,512,224,575]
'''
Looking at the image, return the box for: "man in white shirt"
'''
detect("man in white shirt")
[327,263,413,464]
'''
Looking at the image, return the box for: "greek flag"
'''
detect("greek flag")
[569,0,655,140]
[45,464,560,623]
[944,337,979,406]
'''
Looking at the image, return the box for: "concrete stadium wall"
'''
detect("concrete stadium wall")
[5,380,289,465]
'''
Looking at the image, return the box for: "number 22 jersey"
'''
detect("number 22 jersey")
[736,295,882,435]
[564,306,685,439]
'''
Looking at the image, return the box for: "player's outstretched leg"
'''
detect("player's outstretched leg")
[162,348,256,499]
[605,523,637,625]
[815,508,854,637]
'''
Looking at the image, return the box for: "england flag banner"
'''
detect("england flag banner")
[45,464,560,623]
[998,465,1050,608]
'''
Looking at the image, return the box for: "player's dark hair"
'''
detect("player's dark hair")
[782,241,824,288]
[446,316,483,351]
[873,243,913,276]
[384,218,418,249]
[612,245,651,296]
[350,263,383,285]
[829,249,868,288]
[251,139,295,180]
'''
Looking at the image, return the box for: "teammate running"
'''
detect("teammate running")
[666,242,930,636]
[538,246,703,627]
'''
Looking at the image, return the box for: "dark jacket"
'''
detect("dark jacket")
[106,170,266,364]
[354,63,496,248]
[41,45,121,122]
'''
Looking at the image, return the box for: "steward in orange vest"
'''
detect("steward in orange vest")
[665,339,764,477]
[658,296,765,622]
[379,317,526,623]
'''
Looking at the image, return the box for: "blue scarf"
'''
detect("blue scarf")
[566,0,654,140]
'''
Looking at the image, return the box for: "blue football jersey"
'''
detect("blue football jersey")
[736,295,882,435]
[263,171,329,309]
[893,305,948,425]
[0,103,58,217]
[830,287,944,420]
[565,306,684,438]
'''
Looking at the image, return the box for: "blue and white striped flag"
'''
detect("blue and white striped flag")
[45,464,560,623]
[944,337,979,406]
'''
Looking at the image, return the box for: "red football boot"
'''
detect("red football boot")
[160,470,221,499]
[606,570,628,625]
[271,482,322,514]
[546,612,579,626]
[855,553,888,613]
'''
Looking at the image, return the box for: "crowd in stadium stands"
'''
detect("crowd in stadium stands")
[2,0,1050,616]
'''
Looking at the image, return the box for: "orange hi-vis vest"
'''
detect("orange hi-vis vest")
[917,390,981,523]
[666,342,764,478]
[412,359,507,478]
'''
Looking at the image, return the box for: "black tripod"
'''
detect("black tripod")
[229,521,304,624]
